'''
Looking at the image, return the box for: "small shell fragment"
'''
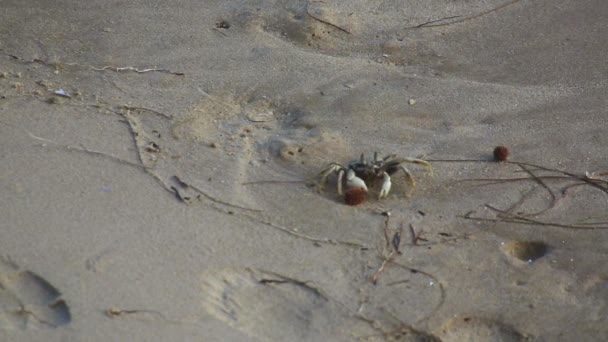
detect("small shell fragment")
[54,89,70,97]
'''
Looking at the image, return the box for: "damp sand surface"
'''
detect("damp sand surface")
[1,1,608,341]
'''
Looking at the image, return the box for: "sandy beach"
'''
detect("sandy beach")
[1,0,607,341]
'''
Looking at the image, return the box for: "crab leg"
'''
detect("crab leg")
[317,163,344,193]
[336,168,345,195]
[396,157,433,176]
[399,165,416,197]
[379,171,392,199]
[382,153,397,162]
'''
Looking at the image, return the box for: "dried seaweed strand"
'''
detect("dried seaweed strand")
[516,164,560,216]
[510,161,608,195]
[462,207,608,230]
[88,65,185,76]
[429,158,608,194]
[0,49,185,76]
[455,175,576,186]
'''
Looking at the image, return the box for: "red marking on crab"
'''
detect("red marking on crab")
[344,188,367,206]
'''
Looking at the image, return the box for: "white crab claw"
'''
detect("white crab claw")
[379,172,392,199]
[346,169,368,192]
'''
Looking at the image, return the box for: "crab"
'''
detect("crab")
[318,152,433,199]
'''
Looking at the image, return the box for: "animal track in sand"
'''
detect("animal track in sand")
[229,0,514,66]
[200,268,372,341]
[174,88,350,178]
[0,270,71,330]
[360,264,446,327]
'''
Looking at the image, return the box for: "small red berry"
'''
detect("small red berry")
[493,146,509,162]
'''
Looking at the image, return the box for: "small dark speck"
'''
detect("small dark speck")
[417,210,426,216]
[216,21,230,29]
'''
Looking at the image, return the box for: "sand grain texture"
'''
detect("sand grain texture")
[1,0,607,341]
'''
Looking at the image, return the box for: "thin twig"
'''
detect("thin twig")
[414,15,461,28]
[509,161,608,195]
[370,250,396,284]
[121,105,173,120]
[516,164,559,216]
[462,207,608,230]
[455,175,579,185]
[428,158,608,194]
[406,0,521,29]
[392,224,403,254]
[382,213,391,249]
[254,268,329,301]
[409,224,419,245]
[371,214,399,284]
[306,1,351,34]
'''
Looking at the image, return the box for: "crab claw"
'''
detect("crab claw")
[378,172,392,199]
[346,169,368,192]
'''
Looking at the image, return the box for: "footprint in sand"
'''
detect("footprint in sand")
[201,268,372,341]
[0,268,70,330]
[224,0,511,66]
